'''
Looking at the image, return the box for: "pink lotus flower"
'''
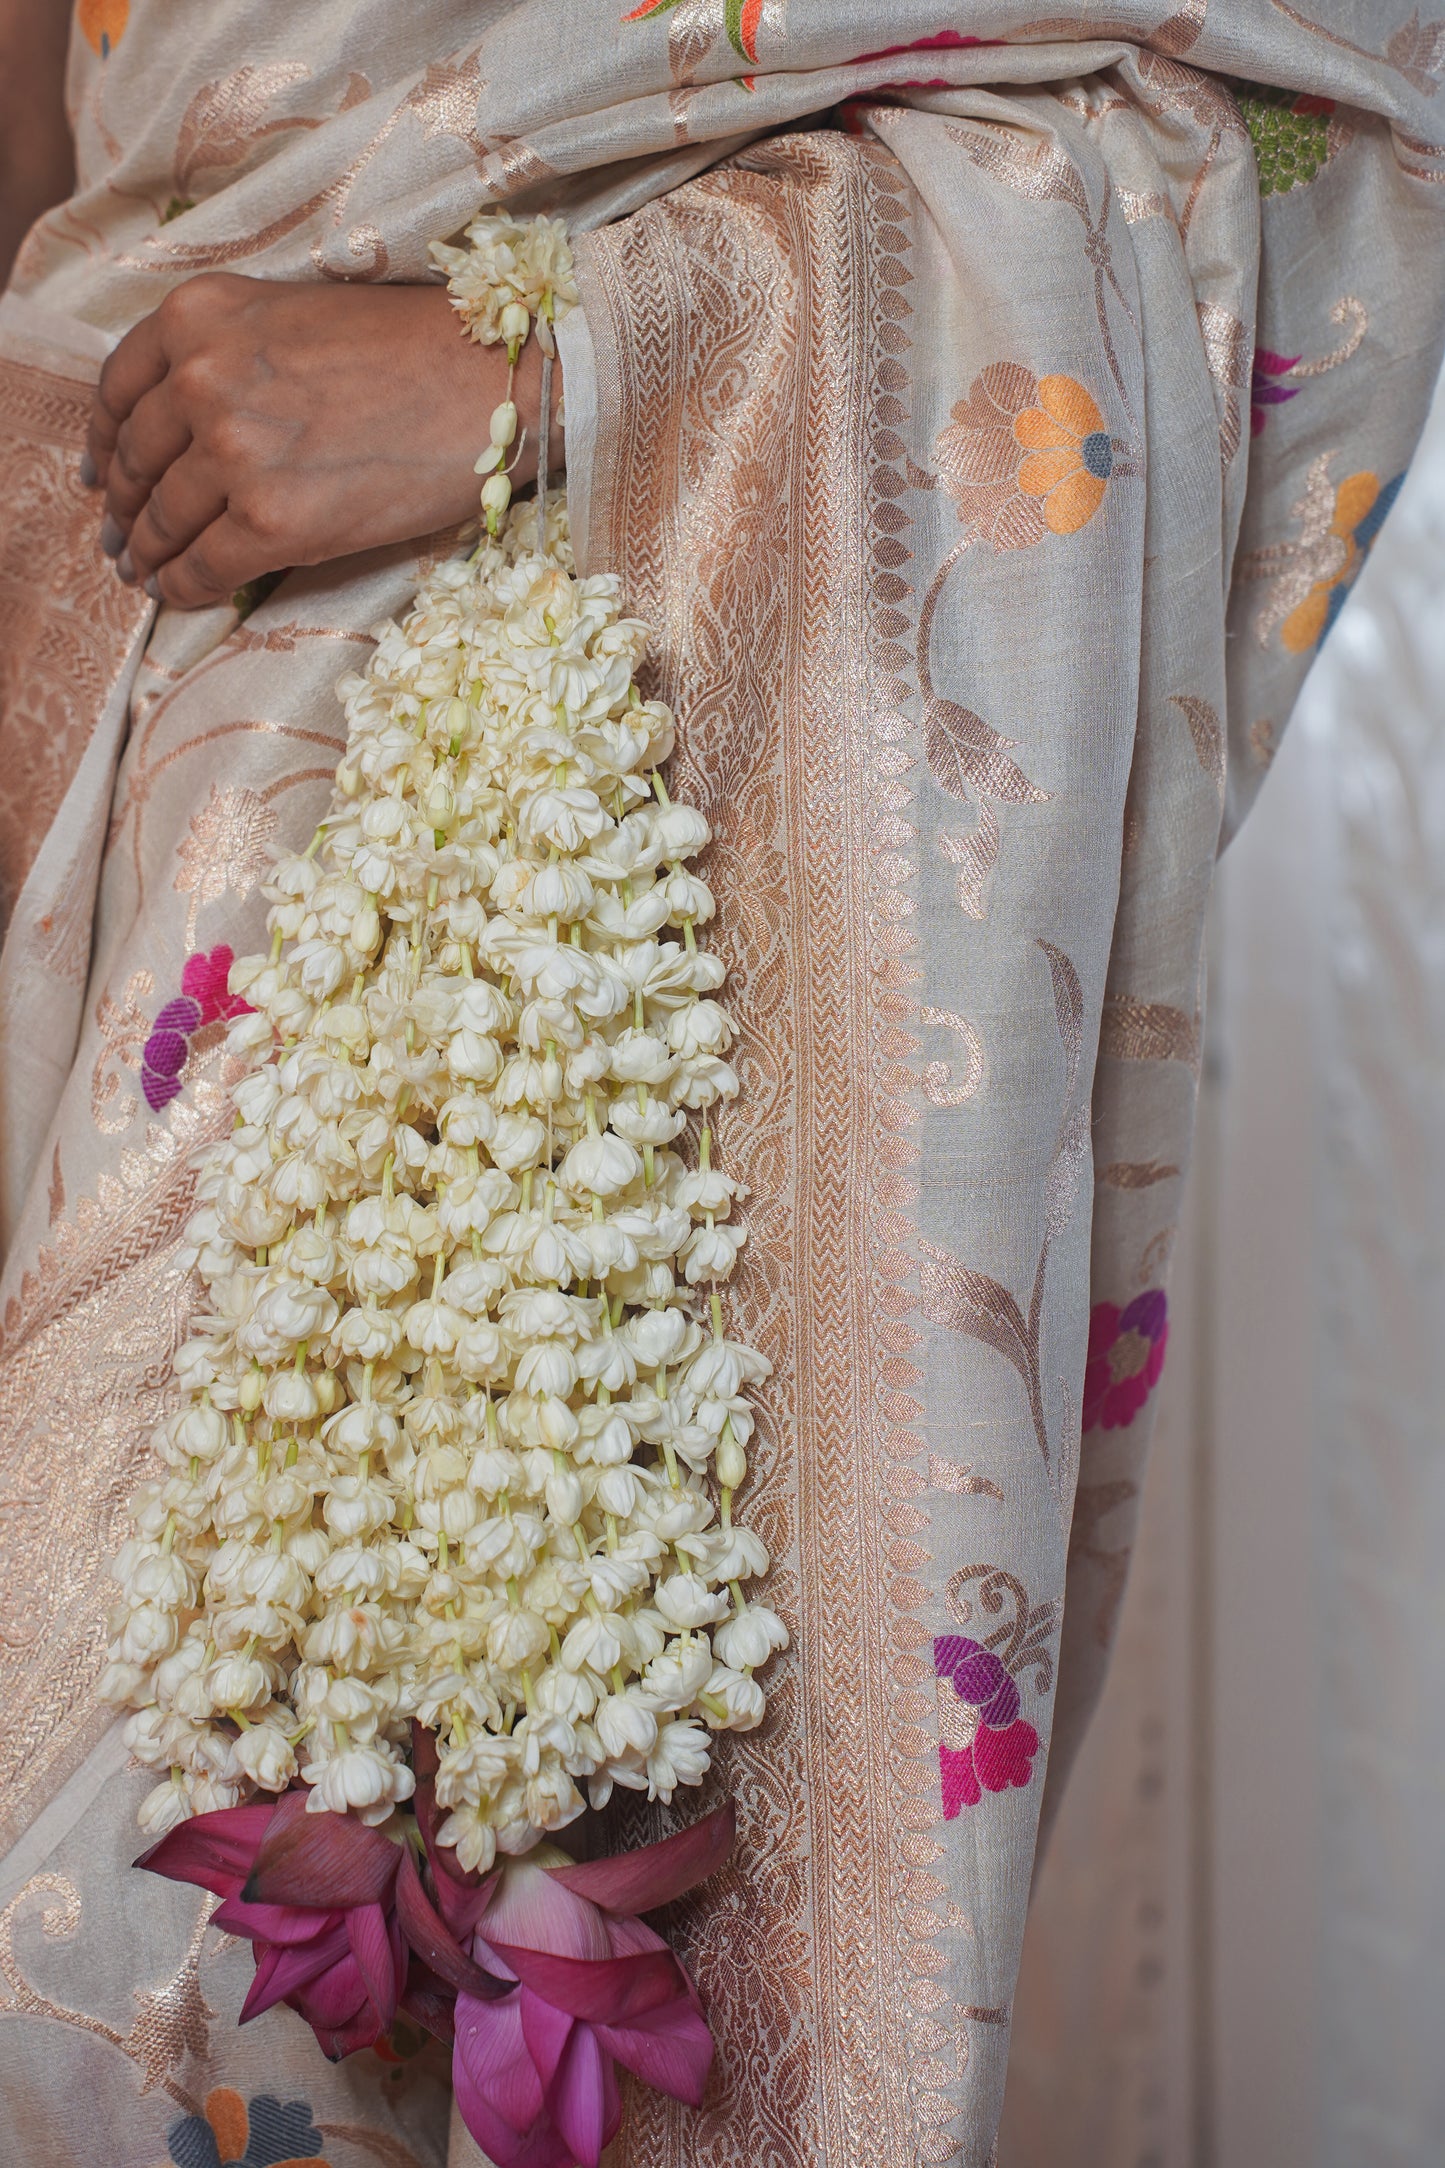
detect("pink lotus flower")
[138,1748,735,2163]
[410,1736,733,2168]
[138,1787,501,2059]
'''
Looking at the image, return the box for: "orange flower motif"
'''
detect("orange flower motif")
[1012,375,1116,535]
[935,362,1122,549]
[78,0,128,57]
[1279,468,1402,653]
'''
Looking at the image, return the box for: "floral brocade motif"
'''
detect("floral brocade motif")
[0,356,152,941]
[1232,81,1352,195]
[1082,1291,1169,1433]
[161,2087,330,2168]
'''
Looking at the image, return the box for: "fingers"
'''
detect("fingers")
[121,452,226,587]
[103,381,192,530]
[86,310,168,488]
[148,510,277,612]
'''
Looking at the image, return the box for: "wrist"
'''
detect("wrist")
[418,282,564,507]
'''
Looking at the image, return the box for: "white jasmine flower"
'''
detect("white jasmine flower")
[137,1778,193,1837]
[306,1744,415,1819]
[701,1662,767,1731]
[233,1722,299,1791]
[638,1640,715,1712]
[654,1573,729,1630]
[205,1653,270,1711]
[645,1719,712,1802]
[714,1605,790,1670]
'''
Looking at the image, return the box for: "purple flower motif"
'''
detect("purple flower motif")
[933,1635,1040,1818]
[933,1635,1020,1730]
[140,945,252,1112]
[1251,348,1301,437]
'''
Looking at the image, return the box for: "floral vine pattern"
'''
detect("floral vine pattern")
[78,0,128,58]
[934,363,1130,552]
[943,122,1143,417]
[1232,80,1354,195]
[622,0,761,66]
[920,939,1087,1481]
[1251,294,1367,437]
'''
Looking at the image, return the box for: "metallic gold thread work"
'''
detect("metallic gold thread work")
[584,130,961,2165]
[1099,993,1201,1066]
[0,357,151,936]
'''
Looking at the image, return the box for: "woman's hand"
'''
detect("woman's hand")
[84,274,562,610]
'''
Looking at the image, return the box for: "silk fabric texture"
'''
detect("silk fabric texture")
[1,7,1443,2165]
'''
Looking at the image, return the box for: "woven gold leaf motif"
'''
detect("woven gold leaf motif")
[173,784,278,946]
[173,64,315,192]
[936,810,1000,921]
[1099,993,1200,1066]
[1170,693,1226,796]
[925,701,1049,807]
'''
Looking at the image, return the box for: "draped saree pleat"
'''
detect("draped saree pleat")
[2,7,1444,2164]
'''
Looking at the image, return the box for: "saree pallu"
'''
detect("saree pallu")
[2,7,1444,2164]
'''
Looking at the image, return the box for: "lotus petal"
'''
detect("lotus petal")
[135,1803,274,1895]
[482,1861,610,1962]
[552,2020,611,2167]
[294,1951,369,2029]
[347,1902,401,2028]
[212,1895,343,1946]
[455,1991,545,2133]
[518,1983,574,2093]
[597,1994,715,2106]
[488,1941,680,2024]
[546,1801,735,1917]
[401,1959,459,2044]
[239,1922,350,2022]
[315,1999,385,2061]
[244,1788,401,1908]
[396,1843,510,2000]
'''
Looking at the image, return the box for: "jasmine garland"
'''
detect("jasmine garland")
[97,217,786,1880]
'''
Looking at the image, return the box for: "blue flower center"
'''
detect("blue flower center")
[1081,430,1114,479]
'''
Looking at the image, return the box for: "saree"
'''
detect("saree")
[2,5,1443,2163]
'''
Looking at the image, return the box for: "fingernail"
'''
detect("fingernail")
[144,575,161,602]
[100,514,125,557]
[116,547,136,584]
[79,451,98,488]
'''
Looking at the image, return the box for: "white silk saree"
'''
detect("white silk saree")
[2,5,1444,2164]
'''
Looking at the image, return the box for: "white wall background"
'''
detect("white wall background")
[1000,368,1445,2168]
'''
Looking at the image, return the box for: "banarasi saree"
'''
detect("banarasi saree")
[1,5,1443,2164]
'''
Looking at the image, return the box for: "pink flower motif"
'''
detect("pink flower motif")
[141,944,250,1111]
[181,942,249,1026]
[409,1737,731,2168]
[1082,1289,1169,1433]
[934,1635,1040,1820]
[852,28,1002,87]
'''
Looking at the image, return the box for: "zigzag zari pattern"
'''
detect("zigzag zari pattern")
[583,131,970,2165]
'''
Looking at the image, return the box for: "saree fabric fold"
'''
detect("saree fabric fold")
[2,7,1443,2164]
